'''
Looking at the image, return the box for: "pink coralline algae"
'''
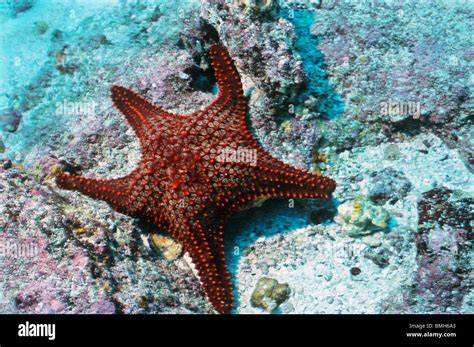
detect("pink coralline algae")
[409,188,472,313]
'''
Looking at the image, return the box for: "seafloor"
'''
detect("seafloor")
[0,0,472,314]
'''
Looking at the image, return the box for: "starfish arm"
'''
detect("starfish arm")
[253,154,336,199]
[209,44,244,101]
[56,172,132,212]
[175,218,234,314]
[192,44,257,150]
[110,85,178,142]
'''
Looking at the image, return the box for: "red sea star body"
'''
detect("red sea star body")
[56,43,336,313]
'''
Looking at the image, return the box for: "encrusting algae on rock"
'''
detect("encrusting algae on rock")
[250,277,291,313]
[149,234,183,261]
[334,196,390,237]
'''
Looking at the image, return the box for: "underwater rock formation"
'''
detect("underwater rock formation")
[0,108,22,133]
[368,168,413,205]
[0,165,211,313]
[408,188,472,313]
[311,1,473,152]
[0,0,35,17]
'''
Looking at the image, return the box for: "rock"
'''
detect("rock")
[0,108,22,133]
[350,267,361,276]
[2,159,12,170]
[407,188,472,312]
[51,29,63,42]
[239,0,278,15]
[250,277,290,312]
[0,0,34,17]
[34,21,48,35]
[361,235,382,248]
[384,144,401,161]
[364,249,390,268]
[368,168,413,205]
[149,234,182,261]
[334,196,390,237]
[0,168,209,313]
[309,1,472,150]
[323,270,333,282]
[0,139,5,153]
[87,33,108,49]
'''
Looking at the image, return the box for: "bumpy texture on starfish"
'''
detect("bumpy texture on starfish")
[56,43,336,313]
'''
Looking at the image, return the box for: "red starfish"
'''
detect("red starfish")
[56,43,336,313]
